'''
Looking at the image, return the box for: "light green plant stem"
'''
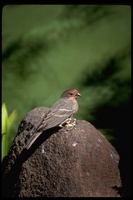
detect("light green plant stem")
[2,103,17,160]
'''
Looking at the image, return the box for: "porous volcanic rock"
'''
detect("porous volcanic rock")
[2,107,122,197]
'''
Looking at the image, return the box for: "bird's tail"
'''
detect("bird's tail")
[25,120,48,150]
[25,131,43,150]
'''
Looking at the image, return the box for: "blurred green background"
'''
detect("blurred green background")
[2,5,131,196]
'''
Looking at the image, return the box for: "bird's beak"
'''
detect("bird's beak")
[76,92,81,98]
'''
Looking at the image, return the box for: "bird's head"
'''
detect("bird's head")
[61,89,81,99]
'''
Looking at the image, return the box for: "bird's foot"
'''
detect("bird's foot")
[59,117,76,130]
[65,122,76,130]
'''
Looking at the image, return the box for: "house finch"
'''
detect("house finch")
[25,89,81,149]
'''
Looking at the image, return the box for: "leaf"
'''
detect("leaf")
[2,132,8,160]
[2,103,8,160]
[2,103,8,136]
[1,103,17,160]
[8,110,17,133]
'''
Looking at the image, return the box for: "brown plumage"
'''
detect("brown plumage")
[25,89,81,149]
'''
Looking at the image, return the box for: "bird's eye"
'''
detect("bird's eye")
[69,93,73,96]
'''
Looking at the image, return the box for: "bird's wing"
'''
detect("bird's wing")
[25,98,77,150]
[43,98,77,129]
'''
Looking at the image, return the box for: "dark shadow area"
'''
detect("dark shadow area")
[92,100,131,197]
[79,51,131,197]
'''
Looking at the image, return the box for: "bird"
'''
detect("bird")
[25,89,81,150]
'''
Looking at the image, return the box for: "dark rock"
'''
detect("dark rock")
[2,108,122,197]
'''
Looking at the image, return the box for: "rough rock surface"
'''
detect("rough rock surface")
[2,107,122,197]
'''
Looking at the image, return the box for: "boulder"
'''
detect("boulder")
[2,107,122,197]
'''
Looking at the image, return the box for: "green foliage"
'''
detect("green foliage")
[61,5,115,25]
[2,103,17,160]
[2,5,131,147]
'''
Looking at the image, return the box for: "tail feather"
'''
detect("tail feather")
[25,131,42,150]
